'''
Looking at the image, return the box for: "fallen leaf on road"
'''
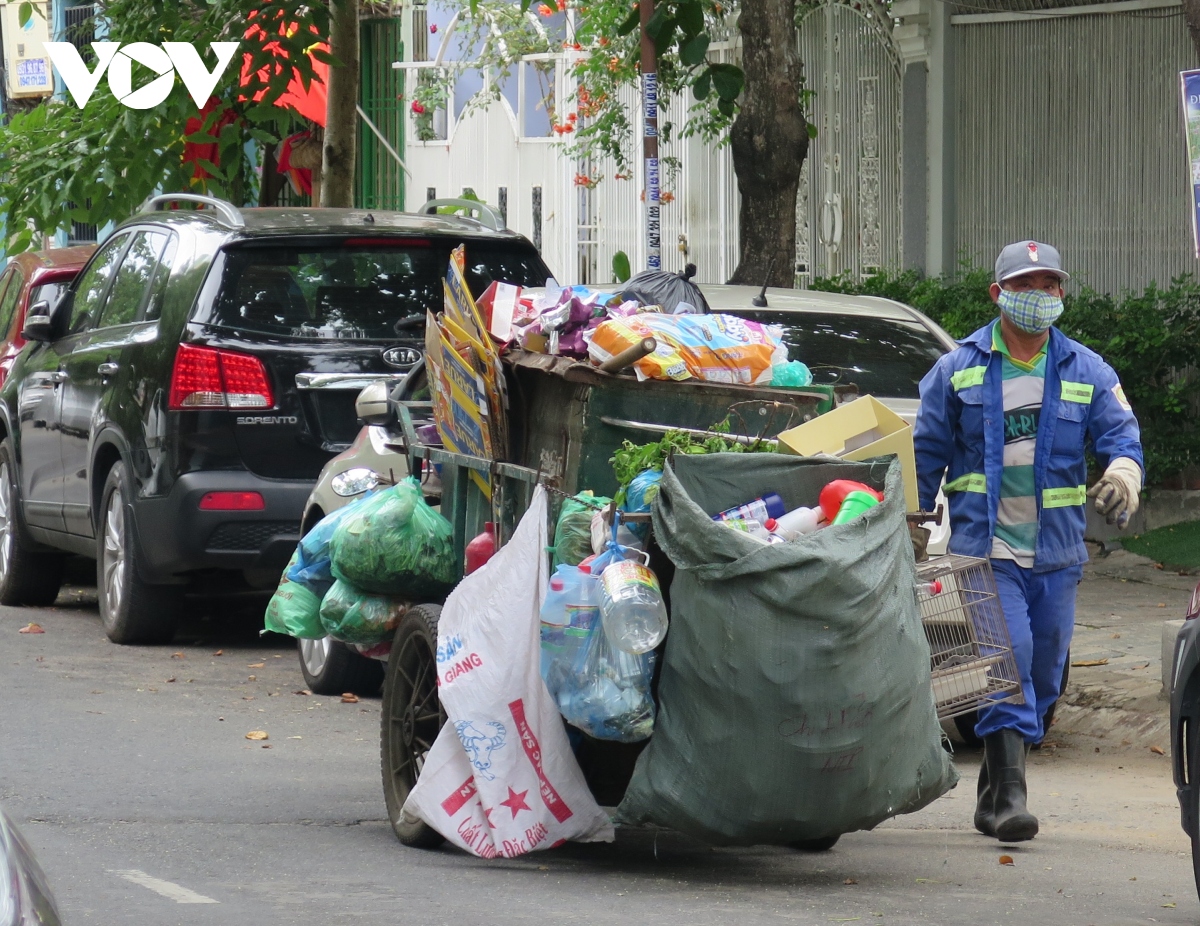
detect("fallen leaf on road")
[245,731,268,741]
[213,650,223,656]
[1150,745,1165,755]
[18,623,44,634]
[1130,877,1137,881]
[35,656,44,662]
[262,744,272,749]
[166,677,176,683]
[171,652,185,659]
[248,675,257,681]
[1111,633,1121,639]
[1163,903,1176,908]
[242,696,255,701]
[1071,659,1109,667]
[1155,563,1165,570]
[218,717,225,721]
[999,855,1014,866]
[293,689,311,696]
[537,865,549,871]
[843,878,858,884]
[248,662,265,668]
[1158,603,1167,608]
[341,692,360,703]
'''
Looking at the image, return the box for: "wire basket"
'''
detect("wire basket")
[915,554,1024,720]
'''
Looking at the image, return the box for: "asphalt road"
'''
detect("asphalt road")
[1,573,1196,926]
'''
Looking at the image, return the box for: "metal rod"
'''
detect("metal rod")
[598,416,777,447]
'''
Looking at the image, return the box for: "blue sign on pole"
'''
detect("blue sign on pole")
[1179,69,1200,258]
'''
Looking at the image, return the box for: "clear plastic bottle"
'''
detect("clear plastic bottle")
[597,557,669,654]
[540,565,598,696]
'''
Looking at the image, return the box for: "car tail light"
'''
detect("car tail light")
[199,491,266,511]
[1188,581,1200,621]
[169,344,274,410]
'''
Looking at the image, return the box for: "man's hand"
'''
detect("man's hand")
[1086,457,1142,529]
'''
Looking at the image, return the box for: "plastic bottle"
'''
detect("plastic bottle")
[712,492,787,525]
[597,558,669,654]
[464,522,496,574]
[832,490,881,525]
[818,480,884,523]
[770,505,825,540]
[722,518,772,541]
[540,565,599,694]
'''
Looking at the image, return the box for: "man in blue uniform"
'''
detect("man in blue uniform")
[914,241,1143,842]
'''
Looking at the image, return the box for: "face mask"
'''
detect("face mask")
[997,289,1064,334]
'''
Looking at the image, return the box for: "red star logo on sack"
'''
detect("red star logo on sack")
[500,787,532,819]
[1027,242,1039,263]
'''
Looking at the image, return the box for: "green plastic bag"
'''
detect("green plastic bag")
[329,477,456,598]
[264,550,325,639]
[552,491,609,568]
[319,579,408,645]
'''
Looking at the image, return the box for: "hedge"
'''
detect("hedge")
[810,269,1200,487]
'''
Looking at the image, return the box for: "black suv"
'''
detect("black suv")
[0,194,551,644]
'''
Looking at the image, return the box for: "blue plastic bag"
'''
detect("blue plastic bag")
[287,491,377,593]
[552,536,656,743]
[620,469,661,540]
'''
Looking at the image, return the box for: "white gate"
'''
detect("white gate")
[796,1,904,283]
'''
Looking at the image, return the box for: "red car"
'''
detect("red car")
[0,246,95,387]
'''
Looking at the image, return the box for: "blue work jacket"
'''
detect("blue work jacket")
[914,322,1143,572]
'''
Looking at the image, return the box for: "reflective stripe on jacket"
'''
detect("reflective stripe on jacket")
[914,322,1143,573]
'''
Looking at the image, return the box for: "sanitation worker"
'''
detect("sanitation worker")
[914,240,1143,842]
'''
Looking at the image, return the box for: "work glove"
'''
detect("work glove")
[1086,457,1142,529]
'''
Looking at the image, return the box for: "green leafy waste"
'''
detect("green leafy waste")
[1122,520,1200,570]
[610,426,777,504]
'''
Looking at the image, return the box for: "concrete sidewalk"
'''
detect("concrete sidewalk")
[1028,545,1196,754]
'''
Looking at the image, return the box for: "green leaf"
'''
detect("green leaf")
[807,122,818,139]
[675,0,704,37]
[612,250,632,284]
[716,97,735,117]
[618,4,641,36]
[710,63,744,101]
[692,69,711,100]
[679,33,709,66]
[18,2,34,27]
[644,5,670,40]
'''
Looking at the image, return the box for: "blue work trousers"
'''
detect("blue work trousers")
[974,559,1084,744]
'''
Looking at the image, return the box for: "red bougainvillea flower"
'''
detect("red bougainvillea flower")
[660,191,675,203]
[411,100,426,114]
[598,36,609,46]
[567,112,577,122]
[430,23,438,33]
[556,0,566,10]
[538,3,554,15]
[607,56,621,72]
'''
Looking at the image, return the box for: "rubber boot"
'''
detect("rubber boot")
[984,729,1039,842]
[973,757,994,836]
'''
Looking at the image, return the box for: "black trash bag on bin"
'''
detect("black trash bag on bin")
[615,453,957,846]
[621,265,710,315]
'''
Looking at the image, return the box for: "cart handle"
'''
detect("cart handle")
[600,416,775,448]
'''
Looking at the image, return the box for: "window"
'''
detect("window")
[199,239,551,339]
[0,268,21,338]
[142,235,178,321]
[68,234,128,334]
[98,231,169,328]
[734,311,949,399]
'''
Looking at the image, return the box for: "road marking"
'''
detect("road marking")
[109,870,219,904]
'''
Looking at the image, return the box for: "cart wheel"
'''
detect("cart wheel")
[381,603,446,849]
[789,835,840,852]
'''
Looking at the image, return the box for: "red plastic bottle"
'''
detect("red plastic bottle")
[818,479,884,523]
[464,522,496,575]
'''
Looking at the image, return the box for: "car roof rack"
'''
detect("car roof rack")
[418,198,505,232]
[139,193,245,228]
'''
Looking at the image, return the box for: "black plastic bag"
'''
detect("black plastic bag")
[621,265,710,315]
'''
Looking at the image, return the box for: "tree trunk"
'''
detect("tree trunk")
[1184,0,1200,59]
[322,0,359,207]
[728,0,808,288]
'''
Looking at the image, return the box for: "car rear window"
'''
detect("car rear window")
[733,311,949,399]
[197,238,552,339]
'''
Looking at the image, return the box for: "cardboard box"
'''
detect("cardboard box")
[776,395,918,511]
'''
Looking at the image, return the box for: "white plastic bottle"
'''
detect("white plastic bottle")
[597,557,669,654]
[768,505,825,540]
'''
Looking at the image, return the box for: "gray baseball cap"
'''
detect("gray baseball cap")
[994,240,1070,283]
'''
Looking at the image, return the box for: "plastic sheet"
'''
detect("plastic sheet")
[318,579,408,645]
[264,549,326,639]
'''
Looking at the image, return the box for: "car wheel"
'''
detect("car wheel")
[0,440,64,606]
[789,835,840,852]
[381,604,446,848]
[97,462,180,645]
[299,635,385,696]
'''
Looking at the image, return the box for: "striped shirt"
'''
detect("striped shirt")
[990,321,1046,567]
